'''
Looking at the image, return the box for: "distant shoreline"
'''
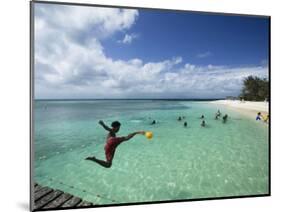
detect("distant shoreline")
[210,100,269,120]
[34,98,224,101]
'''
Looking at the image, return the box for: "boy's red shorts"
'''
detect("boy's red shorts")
[104,137,123,162]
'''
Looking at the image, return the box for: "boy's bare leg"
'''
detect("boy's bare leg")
[85,156,112,168]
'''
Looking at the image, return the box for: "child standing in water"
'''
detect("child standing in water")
[222,114,228,123]
[86,120,145,168]
[256,112,262,121]
[201,120,206,127]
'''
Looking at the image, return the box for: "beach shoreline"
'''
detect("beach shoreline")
[210,100,269,120]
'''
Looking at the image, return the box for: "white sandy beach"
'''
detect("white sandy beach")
[211,100,269,119]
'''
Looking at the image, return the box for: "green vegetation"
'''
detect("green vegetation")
[240,76,269,101]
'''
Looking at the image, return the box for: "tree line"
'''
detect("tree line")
[240,76,269,101]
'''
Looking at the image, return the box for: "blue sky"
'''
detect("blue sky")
[34,3,269,99]
[104,11,269,66]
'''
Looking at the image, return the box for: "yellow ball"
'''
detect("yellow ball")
[145,131,153,139]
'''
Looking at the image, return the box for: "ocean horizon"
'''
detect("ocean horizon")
[34,98,225,101]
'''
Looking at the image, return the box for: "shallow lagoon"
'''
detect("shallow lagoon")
[34,100,268,205]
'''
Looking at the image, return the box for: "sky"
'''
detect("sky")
[34,3,269,99]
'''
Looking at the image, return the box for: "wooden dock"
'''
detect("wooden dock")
[33,183,94,211]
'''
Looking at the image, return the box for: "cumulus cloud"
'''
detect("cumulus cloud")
[34,4,138,51]
[34,4,268,99]
[118,33,138,44]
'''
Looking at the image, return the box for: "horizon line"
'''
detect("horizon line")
[34,98,226,101]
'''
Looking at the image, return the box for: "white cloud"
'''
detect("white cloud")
[34,4,268,99]
[34,4,138,48]
[197,51,212,58]
[118,33,138,44]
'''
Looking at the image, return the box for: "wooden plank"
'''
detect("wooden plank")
[35,187,53,201]
[34,184,43,193]
[76,201,93,207]
[35,190,63,210]
[33,183,94,209]
[61,196,82,208]
[42,193,73,209]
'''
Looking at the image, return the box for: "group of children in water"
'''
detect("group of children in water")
[198,110,228,127]
[150,109,228,128]
[150,109,269,128]
[151,110,269,129]
[86,109,269,169]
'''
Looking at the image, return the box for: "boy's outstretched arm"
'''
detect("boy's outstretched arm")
[121,131,145,142]
[99,120,112,131]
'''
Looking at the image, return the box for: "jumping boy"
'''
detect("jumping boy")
[85,120,145,168]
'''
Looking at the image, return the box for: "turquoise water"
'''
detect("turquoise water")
[34,100,269,205]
